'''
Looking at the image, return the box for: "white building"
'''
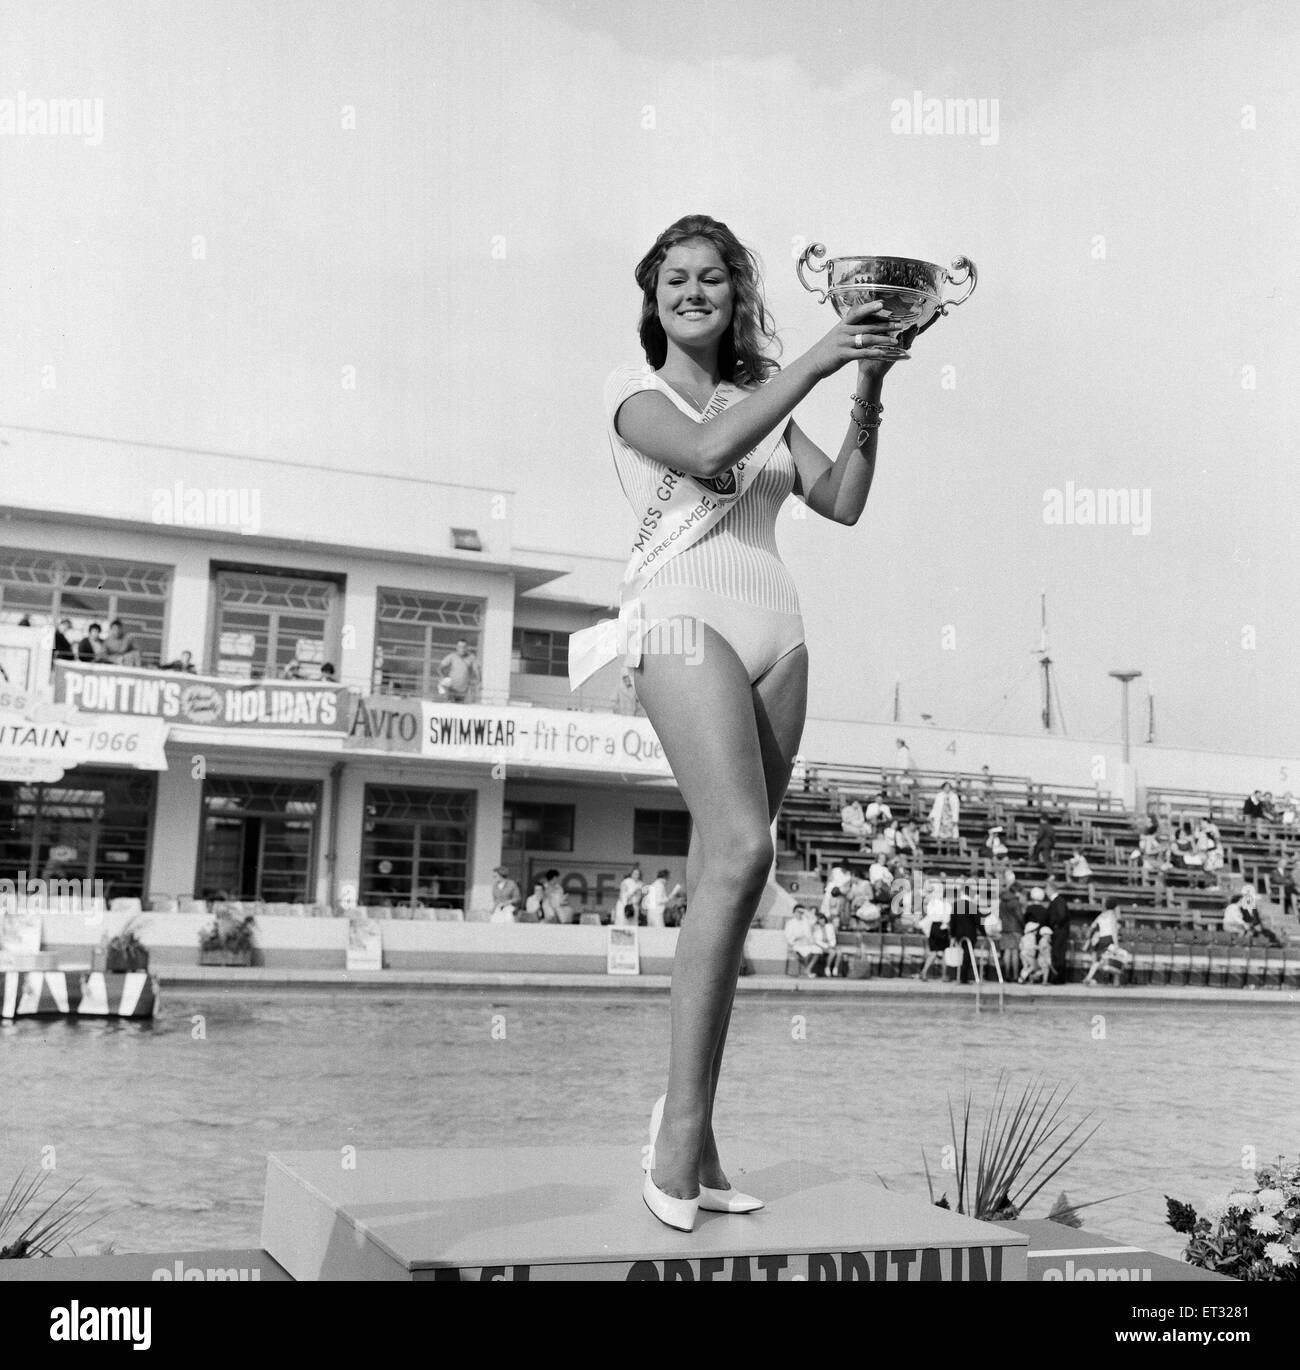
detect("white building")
[0,425,685,916]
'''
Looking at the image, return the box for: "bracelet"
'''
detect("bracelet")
[851,396,883,448]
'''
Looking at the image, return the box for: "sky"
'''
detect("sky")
[1,0,1297,755]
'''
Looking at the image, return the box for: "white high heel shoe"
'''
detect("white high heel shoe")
[642,1094,697,1232]
[646,1095,764,1218]
[698,1182,765,1214]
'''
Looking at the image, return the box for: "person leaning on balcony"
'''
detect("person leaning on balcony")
[52,618,75,661]
[161,650,197,673]
[613,669,640,715]
[518,879,545,923]
[541,869,572,924]
[102,619,142,667]
[438,639,479,702]
[491,866,521,919]
[614,865,645,926]
[76,622,106,663]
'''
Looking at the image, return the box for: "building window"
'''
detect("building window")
[360,785,474,910]
[212,570,340,681]
[0,770,156,901]
[502,800,575,854]
[633,808,691,856]
[0,549,171,667]
[198,777,321,902]
[511,628,569,678]
[373,589,483,698]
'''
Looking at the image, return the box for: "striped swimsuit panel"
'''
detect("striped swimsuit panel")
[604,364,801,615]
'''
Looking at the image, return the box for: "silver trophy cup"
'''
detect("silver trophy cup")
[796,244,977,358]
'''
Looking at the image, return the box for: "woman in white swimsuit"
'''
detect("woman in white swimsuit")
[606,214,927,1231]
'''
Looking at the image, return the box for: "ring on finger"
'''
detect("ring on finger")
[854,333,864,348]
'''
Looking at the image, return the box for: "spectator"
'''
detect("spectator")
[872,818,900,859]
[813,911,841,977]
[320,662,337,681]
[865,792,893,830]
[1261,792,1278,822]
[1239,883,1284,947]
[1081,900,1123,985]
[1030,813,1056,872]
[519,878,546,923]
[821,862,854,918]
[1195,821,1223,882]
[1018,887,1050,983]
[867,855,893,906]
[613,669,640,716]
[1044,878,1071,984]
[998,877,1026,981]
[847,869,880,929]
[1278,793,1297,828]
[784,905,823,976]
[541,869,572,924]
[1064,849,1093,882]
[1242,790,1265,819]
[1221,897,1247,940]
[896,819,921,859]
[949,890,982,984]
[614,865,644,926]
[840,797,868,842]
[890,738,916,797]
[101,619,142,668]
[928,781,960,852]
[437,639,479,703]
[491,865,521,919]
[978,764,995,799]
[643,869,676,928]
[916,882,953,981]
[161,650,197,672]
[664,883,687,927]
[282,659,305,679]
[76,622,106,663]
[985,825,1008,860]
[52,618,75,661]
[1018,918,1047,984]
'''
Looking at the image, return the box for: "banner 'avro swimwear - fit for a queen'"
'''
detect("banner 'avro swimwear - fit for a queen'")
[567,380,787,689]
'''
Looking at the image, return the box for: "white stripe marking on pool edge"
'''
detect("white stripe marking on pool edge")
[1030,1246,1148,1258]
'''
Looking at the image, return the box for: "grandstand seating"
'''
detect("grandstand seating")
[775,761,1298,988]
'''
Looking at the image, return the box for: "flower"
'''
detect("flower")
[1200,1195,1228,1221]
[1263,1242,1295,1268]
[1227,1191,1260,1213]
[1250,1212,1281,1235]
[1257,1188,1285,1214]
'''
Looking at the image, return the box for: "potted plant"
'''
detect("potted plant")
[1,1169,102,1258]
[98,915,150,973]
[198,910,258,966]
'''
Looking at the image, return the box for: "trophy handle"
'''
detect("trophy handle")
[939,256,977,312]
[796,242,831,302]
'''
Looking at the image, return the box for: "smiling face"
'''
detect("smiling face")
[655,239,733,356]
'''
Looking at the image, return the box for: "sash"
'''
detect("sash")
[568,380,786,690]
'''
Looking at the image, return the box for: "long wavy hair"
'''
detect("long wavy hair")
[634,214,780,387]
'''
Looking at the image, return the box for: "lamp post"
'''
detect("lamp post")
[1108,670,1143,764]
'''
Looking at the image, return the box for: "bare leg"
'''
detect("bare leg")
[690,646,808,1187]
[633,625,786,1200]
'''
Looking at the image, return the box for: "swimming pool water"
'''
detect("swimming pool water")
[3,989,1296,1260]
